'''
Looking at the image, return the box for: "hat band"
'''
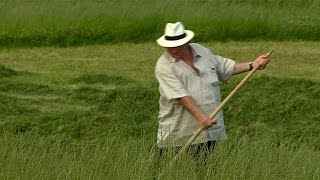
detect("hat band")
[165,33,186,41]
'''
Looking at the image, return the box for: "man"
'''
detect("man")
[155,22,271,156]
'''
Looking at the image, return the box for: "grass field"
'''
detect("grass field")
[0,41,319,179]
[1,1,320,179]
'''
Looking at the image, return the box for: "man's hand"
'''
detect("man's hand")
[252,53,272,70]
[198,117,217,130]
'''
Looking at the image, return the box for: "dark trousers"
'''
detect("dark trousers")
[152,141,216,179]
[159,141,216,162]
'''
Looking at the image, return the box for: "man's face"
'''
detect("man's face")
[166,44,188,59]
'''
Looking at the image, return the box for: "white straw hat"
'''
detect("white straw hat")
[156,22,194,47]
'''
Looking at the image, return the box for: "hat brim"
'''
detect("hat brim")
[156,30,194,47]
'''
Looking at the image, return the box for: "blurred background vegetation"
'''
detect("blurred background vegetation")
[1,0,320,47]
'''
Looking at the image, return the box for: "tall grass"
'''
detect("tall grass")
[1,133,319,179]
[0,133,156,179]
[1,0,320,47]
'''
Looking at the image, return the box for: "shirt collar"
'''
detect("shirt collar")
[164,51,176,62]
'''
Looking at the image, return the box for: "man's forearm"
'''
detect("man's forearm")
[233,53,271,75]
[179,96,209,123]
[232,62,251,75]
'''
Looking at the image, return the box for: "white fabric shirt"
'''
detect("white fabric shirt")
[155,43,235,148]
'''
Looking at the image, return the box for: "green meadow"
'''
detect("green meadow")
[1,41,320,179]
[1,0,320,179]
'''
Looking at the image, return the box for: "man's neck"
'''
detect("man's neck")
[181,45,194,63]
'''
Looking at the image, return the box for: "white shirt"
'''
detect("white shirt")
[155,43,235,148]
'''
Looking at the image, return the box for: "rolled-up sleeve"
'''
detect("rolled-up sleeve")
[212,55,235,81]
[155,63,190,100]
[200,46,235,82]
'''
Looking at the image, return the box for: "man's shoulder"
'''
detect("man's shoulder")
[156,52,173,71]
[190,43,205,49]
[190,43,212,55]
[157,52,171,63]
